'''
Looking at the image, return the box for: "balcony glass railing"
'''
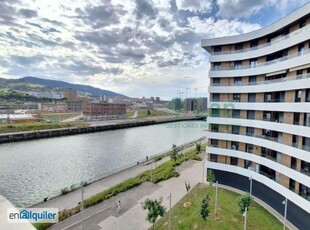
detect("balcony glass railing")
[211,72,310,87]
[211,48,310,71]
[207,129,309,152]
[212,24,310,55]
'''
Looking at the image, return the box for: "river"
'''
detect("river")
[0,121,206,207]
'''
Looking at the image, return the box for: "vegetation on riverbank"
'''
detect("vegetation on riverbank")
[154,183,284,230]
[126,109,174,119]
[0,122,81,133]
[33,141,206,230]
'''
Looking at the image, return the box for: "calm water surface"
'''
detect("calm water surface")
[0,121,206,207]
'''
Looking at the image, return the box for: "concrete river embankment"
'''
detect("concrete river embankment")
[0,116,204,144]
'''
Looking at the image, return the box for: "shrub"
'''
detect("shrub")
[61,187,69,195]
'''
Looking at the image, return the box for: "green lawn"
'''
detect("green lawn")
[154,183,284,230]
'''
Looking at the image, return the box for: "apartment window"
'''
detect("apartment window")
[292,135,299,147]
[214,46,222,53]
[233,93,241,102]
[230,157,238,166]
[250,40,258,48]
[211,139,218,147]
[244,160,252,168]
[306,89,310,102]
[249,76,257,84]
[297,70,303,76]
[299,184,310,201]
[232,109,240,118]
[299,19,306,28]
[304,113,310,127]
[234,77,242,85]
[211,124,219,132]
[249,58,258,68]
[295,90,302,102]
[248,93,256,102]
[213,78,221,85]
[234,61,242,70]
[232,126,240,134]
[298,43,305,55]
[210,154,218,162]
[212,93,220,102]
[293,113,300,125]
[246,127,254,136]
[301,161,310,175]
[291,157,297,169]
[235,43,243,51]
[246,143,253,153]
[211,108,220,117]
[214,62,221,71]
[247,110,255,119]
[231,141,239,150]
[302,137,310,151]
[289,179,295,191]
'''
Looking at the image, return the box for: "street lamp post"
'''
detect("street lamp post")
[249,175,253,196]
[283,198,288,230]
[215,181,218,215]
[168,193,172,230]
[81,182,85,230]
[243,207,247,230]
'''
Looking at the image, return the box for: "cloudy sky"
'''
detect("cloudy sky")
[0,0,309,99]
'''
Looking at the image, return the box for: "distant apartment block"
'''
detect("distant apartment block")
[83,102,126,120]
[202,3,310,229]
[184,97,208,112]
[64,88,77,101]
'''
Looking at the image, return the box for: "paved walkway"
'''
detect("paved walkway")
[49,153,207,230]
[33,139,206,211]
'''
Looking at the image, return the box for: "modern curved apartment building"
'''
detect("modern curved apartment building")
[202,3,310,229]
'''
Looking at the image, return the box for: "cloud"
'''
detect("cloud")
[19,9,38,18]
[0,0,305,98]
[175,0,212,13]
[75,1,126,28]
[134,0,159,19]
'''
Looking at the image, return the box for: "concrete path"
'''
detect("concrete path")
[49,153,207,230]
[33,139,206,211]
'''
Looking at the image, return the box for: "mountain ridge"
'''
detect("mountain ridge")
[0,76,129,98]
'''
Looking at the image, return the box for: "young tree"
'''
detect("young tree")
[141,198,166,229]
[195,143,201,153]
[207,169,216,185]
[170,144,179,161]
[200,194,210,221]
[147,109,151,116]
[237,193,253,214]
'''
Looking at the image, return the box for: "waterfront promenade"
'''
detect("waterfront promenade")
[32,138,206,211]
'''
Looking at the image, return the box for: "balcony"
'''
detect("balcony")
[211,24,310,56]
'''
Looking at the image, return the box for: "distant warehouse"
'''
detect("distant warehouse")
[83,102,126,120]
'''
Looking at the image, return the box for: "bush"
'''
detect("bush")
[33,223,54,230]
[154,155,162,161]
[61,187,69,195]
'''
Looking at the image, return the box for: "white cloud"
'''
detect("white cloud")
[0,0,305,98]
[176,0,212,13]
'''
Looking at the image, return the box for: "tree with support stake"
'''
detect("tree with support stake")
[207,169,216,185]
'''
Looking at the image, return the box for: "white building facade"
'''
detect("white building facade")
[202,3,310,229]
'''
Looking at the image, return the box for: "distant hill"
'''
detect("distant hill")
[0,76,129,98]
